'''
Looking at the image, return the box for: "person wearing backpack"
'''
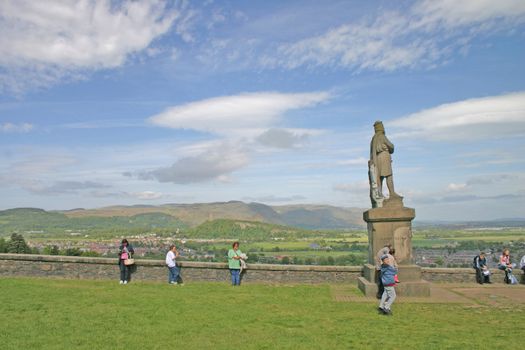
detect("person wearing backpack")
[473,252,491,284]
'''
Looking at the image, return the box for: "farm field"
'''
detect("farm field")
[1,278,524,350]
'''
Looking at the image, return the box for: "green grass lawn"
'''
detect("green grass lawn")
[1,278,523,349]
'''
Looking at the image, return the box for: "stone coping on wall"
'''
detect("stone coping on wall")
[421,267,475,274]
[0,253,362,272]
[1,254,521,283]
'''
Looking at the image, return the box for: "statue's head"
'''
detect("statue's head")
[374,121,384,133]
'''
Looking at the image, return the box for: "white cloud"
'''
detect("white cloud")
[24,180,111,195]
[256,128,309,149]
[149,91,330,135]
[260,1,525,72]
[389,91,525,140]
[138,141,249,184]
[412,0,525,29]
[0,0,180,92]
[446,183,467,192]
[132,191,163,200]
[0,122,34,133]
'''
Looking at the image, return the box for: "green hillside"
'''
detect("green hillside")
[185,218,310,239]
[0,208,186,237]
[63,201,366,229]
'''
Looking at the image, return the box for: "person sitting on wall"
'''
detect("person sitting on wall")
[498,249,516,284]
[473,252,491,284]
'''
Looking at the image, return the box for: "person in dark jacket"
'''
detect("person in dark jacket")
[378,255,397,316]
[118,239,134,284]
[473,252,491,284]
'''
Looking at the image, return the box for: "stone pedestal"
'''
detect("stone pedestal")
[358,197,430,297]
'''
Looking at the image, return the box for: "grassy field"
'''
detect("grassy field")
[0,278,523,349]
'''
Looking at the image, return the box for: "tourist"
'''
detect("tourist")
[520,254,525,274]
[473,252,491,284]
[388,248,399,283]
[498,249,516,284]
[166,244,180,285]
[118,239,134,285]
[228,241,244,286]
[378,254,397,316]
[375,244,392,299]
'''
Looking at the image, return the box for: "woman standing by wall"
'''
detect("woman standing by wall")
[118,239,134,285]
[228,242,243,286]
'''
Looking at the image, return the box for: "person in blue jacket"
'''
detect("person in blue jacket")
[378,254,397,316]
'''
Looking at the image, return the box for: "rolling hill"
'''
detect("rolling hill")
[62,201,366,229]
[0,202,366,236]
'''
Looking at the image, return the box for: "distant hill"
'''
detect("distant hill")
[0,202,364,238]
[414,219,525,230]
[62,201,366,229]
[0,208,185,236]
[186,219,309,239]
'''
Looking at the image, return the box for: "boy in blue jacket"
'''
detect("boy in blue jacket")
[378,254,397,316]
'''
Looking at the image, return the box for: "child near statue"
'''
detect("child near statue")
[378,254,397,316]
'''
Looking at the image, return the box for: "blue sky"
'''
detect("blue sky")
[1,0,524,221]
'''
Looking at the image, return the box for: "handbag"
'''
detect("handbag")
[124,258,135,266]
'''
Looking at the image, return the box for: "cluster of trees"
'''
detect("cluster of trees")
[0,233,32,254]
[186,219,307,239]
[0,233,100,257]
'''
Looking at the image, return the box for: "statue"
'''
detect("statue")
[369,121,400,207]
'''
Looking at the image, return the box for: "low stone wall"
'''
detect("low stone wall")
[0,254,522,284]
[0,254,362,284]
[422,267,521,284]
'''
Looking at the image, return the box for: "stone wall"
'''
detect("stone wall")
[421,267,518,284]
[0,254,362,284]
[0,254,522,284]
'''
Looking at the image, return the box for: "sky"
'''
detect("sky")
[1,0,524,221]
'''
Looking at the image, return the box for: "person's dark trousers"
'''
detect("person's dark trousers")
[498,265,510,284]
[119,260,130,281]
[475,268,491,284]
[475,268,483,284]
[375,269,384,299]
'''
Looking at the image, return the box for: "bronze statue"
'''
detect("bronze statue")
[369,121,399,207]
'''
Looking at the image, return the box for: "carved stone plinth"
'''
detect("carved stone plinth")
[358,197,430,297]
